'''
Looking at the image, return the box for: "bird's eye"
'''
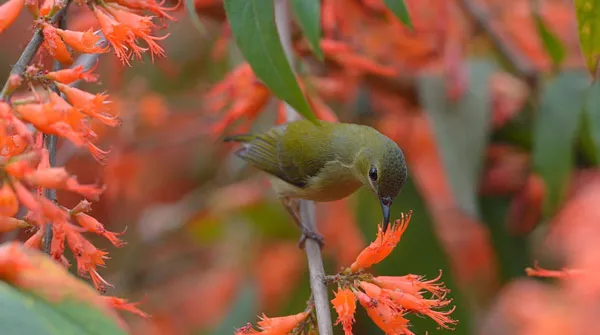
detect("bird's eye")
[369,167,378,181]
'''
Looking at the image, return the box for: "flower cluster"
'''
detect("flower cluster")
[205,63,337,139]
[234,211,458,335]
[0,0,175,319]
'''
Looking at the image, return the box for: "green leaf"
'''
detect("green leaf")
[574,0,600,78]
[533,70,590,216]
[383,0,413,30]
[289,0,323,61]
[0,243,126,335]
[417,59,496,218]
[185,0,207,36]
[223,0,318,124]
[534,13,566,69]
[585,81,600,163]
[0,282,126,335]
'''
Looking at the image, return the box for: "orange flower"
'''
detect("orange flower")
[526,263,585,279]
[46,64,99,84]
[106,4,168,61]
[0,0,24,34]
[350,210,412,271]
[39,0,53,16]
[374,271,450,298]
[42,23,73,65]
[55,28,110,54]
[0,216,28,233]
[103,296,150,318]
[355,290,414,335]
[235,310,310,335]
[331,287,356,335]
[94,6,140,65]
[73,212,125,247]
[24,167,105,201]
[0,183,19,217]
[55,83,121,127]
[112,0,178,21]
[361,281,457,330]
[65,226,113,291]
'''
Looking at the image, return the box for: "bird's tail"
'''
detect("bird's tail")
[223,134,254,143]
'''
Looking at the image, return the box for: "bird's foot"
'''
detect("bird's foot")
[297,228,325,250]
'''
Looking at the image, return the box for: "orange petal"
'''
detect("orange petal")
[350,211,412,271]
[0,0,24,34]
[331,287,356,335]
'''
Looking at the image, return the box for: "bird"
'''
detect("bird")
[224,119,408,248]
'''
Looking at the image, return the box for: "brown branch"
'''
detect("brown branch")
[0,0,73,100]
[275,0,334,334]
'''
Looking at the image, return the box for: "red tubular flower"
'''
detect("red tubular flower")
[374,270,450,298]
[55,28,110,54]
[0,183,19,217]
[361,281,457,330]
[65,226,113,291]
[0,216,28,233]
[355,290,414,335]
[350,211,413,271]
[42,23,73,65]
[112,0,178,21]
[331,287,356,335]
[94,6,140,65]
[105,4,168,61]
[235,311,310,335]
[55,83,121,127]
[73,212,125,247]
[46,64,99,84]
[0,0,24,34]
[104,296,150,318]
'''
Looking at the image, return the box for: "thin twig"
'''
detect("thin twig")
[275,0,334,334]
[0,0,73,99]
[458,0,538,81]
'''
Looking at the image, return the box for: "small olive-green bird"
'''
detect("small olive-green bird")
[224,119,408,246]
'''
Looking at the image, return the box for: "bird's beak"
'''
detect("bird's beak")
[380,197,392,232]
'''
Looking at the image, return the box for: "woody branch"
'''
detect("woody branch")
[274,0,334,334]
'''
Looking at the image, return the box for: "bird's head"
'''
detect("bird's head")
[360,137,408,231]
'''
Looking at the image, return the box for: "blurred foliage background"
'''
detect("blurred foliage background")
[3,0,600,334]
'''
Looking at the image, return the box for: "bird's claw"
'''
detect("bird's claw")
[298,228,325,249]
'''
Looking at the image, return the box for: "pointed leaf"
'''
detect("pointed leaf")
[223,0,318,124]
[574,0,600,78]
[290,0,323,61]
[185,0,206,36]
[417,60,496,218]
[533,71,590,216]
[383,0,413,30]
[534,13,566,69]
[0,242,126,335]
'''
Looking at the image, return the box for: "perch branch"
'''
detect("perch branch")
[275,0,334,334]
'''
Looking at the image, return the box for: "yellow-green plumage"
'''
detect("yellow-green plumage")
[224,120,408,231]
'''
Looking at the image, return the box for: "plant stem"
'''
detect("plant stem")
[275,0,334,334]
[0,0,73,100]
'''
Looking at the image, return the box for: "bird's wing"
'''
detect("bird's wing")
[233,122,333,188]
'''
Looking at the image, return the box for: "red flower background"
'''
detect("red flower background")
[0,0,597,334]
